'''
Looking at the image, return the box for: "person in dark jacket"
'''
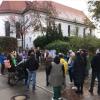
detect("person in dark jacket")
[73,51,87,94]
[48,56,65,100]
[45,55,53,86]
[26,51,39,92]
[89,49,100,95]
[36,47,41,63]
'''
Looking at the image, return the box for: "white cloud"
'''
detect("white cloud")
[52,0,88,10]
[0,0,3,4]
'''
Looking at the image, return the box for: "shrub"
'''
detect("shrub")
[81,36,100,52]
[46,40,70,54]
[69,36,82,51]
[34,36,49,48]
[0,36,17,53]
[34,35,70,49]
[69,36,100,52]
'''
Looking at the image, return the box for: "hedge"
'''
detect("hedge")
[34,36,49,48]
[69,36,100,52]
[46,40,70,54]
[0,36,17,53]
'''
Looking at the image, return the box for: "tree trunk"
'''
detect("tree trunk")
[22,34,24,51]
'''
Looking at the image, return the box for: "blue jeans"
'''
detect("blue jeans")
[27,70,36,90]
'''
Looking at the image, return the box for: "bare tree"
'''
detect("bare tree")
[43,1,57,26]
[8,1,57,49]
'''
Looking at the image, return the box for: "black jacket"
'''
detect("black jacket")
[26,54,39,71]
[91,53,100,72]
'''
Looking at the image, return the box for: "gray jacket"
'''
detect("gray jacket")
[49,62,64,86]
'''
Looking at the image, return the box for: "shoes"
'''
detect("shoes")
[58,97,63,100]
[51,97,63,100]
[69,82,73,85]
[46,82,49,86]
[75,90,83,95]
[95,78,98,82]
[80,90,83,94]
[32,90,35,94]
[75,90,80,94]
[32,85,36,90]
[97,91,100,95]
[25,86,29,91]
[72,86,77,90]
[98,92,100,95]
[89,89,93,94]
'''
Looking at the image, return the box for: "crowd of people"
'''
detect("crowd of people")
[43,48,100,100]
[0,47,100,100]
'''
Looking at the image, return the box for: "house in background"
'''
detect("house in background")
[0,1,95,49]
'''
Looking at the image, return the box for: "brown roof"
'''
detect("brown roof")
[52,2,86,23]
[0,1,86,24]
[0,1,27,13]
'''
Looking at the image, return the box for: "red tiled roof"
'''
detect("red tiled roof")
[52,2,86,23]
[0,1,86,23]
[0,1,27,13]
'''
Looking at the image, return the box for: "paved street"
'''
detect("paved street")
[0,70,100,100]
[0,71,52,100]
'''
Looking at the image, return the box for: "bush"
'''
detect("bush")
[34,36,49,48]
[69,36,82,51]
[34,34,100,54]
[46,40,70,54]
[34,35,70,49]
[0,36,17,53]
[69,36,100,52]
[81,36,100,52]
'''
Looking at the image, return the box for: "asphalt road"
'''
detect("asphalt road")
[0,70,100,100]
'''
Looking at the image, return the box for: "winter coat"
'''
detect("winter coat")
[73,54,86,86]
[48,59,64,87]
[45,56,53,75]
[36,50,41,62]
[26,54,39,71]
[91,53,100,73]
[49,56,65,87]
